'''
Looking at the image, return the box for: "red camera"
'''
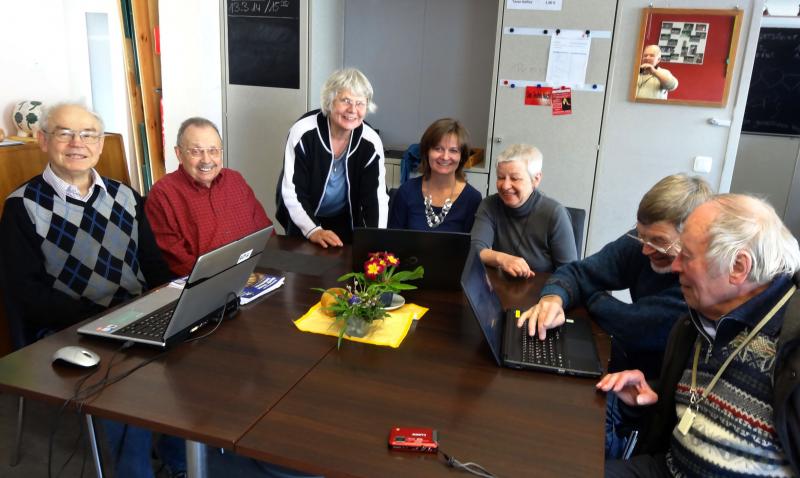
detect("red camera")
[388,427,439,453]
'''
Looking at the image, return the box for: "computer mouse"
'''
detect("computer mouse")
[52,346,101,368]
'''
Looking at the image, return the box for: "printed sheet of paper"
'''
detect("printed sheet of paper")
[545,34,591,86]
[525,86,553,106]
[551,87,572,115]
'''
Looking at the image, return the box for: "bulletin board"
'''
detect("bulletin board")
[633,8,742,106]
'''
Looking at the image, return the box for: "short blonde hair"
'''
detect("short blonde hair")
[320,68,377,116]
[496,144,542,180]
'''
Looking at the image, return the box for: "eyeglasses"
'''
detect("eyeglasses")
[45,128,103,145]
[337,97,367,110]
[181,147,223,159]
[626,233,681,256]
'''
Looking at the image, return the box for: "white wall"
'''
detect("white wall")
[309,0,345,110]
[587,0,762,253]
[343,0,496,150]
[159,0,224,173]
[1,0,135,187]
[0,2,71,136]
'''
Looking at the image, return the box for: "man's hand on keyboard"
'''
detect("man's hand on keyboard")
[517,295,565,340]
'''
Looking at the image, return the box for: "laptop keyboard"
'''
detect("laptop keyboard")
[521,329,565,368]
[115,306,175,341]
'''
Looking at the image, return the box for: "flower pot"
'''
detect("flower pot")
[344,315,372,338]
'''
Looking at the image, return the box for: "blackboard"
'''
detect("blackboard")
[742,27,800,136]
[227,0,300,89]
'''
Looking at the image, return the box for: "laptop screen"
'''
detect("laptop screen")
[460,250,505,366]
[352,228,470,290]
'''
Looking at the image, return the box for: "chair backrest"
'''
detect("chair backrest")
[387,187,399,213]
[566,207,586,259]
[399,144,421,185]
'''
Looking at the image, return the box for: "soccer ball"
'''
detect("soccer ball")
[13,100,44,137]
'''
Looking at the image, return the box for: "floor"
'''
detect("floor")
[0,392,312,478]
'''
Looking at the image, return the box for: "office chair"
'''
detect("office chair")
[387,187,399,212]
[565,207,586,259]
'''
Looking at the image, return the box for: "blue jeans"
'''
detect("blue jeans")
[101,420,186,478]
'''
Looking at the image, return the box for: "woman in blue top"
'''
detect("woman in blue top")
[388,118,482,233]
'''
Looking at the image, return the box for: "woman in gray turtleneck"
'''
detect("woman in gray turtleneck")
[470,144,577,278]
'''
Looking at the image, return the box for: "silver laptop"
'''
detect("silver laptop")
[78,226,272,347]
[461,249,603,378]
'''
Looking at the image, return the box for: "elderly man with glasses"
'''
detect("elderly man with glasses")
[0,103,186,477]
[518,174,712,457]
[145,117,272,276]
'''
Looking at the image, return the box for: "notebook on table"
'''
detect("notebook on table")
[78,226,273,347]
[460,250,602,378]
[352,227,470,290]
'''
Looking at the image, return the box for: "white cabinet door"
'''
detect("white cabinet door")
[488,1,616,215]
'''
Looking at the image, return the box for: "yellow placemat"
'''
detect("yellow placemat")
[294,302,428,348]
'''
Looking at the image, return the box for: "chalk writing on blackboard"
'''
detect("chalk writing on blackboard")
[227,0,300,89]
[743,27,800,136]
[228,1,299,19]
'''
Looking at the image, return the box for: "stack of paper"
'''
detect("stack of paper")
[240,272,285,305]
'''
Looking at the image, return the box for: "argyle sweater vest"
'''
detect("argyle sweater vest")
[9,176,146,308]
[666,330,793,476]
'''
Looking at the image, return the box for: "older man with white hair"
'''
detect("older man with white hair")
[0,103,185,478]
[600,193,800,477]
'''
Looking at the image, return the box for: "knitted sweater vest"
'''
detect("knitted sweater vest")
[9,176,146,308]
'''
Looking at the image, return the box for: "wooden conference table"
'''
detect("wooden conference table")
[0,236,609,477]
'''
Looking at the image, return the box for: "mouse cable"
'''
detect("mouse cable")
[182,291,237,345]
[48,340,128,478]
[439,449,498,478]
[50,340,166,478]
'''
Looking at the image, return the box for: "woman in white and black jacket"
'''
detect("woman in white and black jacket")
[277,68,389,247]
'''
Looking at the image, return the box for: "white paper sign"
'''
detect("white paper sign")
[507,0,562,11]
[545,34,591,86]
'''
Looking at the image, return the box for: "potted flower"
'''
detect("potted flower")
[318,252,424,347]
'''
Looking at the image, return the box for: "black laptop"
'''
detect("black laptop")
[352,227,470,290]
[460,250,603,378]
[78,226,273,347]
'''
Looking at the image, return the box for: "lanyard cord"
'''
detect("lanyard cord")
[690,285,797,405]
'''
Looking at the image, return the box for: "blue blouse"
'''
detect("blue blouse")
[388,176,483,233]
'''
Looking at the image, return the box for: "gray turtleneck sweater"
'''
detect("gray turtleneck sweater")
[470,190,577,273]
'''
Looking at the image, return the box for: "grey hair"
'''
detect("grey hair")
[496,144,542,180]
[176,117,221,146]
[40,102,105,133]
[706,194,800,284]
[320,68,377,116]
[637,174,712,230]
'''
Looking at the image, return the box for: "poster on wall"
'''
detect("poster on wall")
[227,0,300,89]
[657,21,709,64]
